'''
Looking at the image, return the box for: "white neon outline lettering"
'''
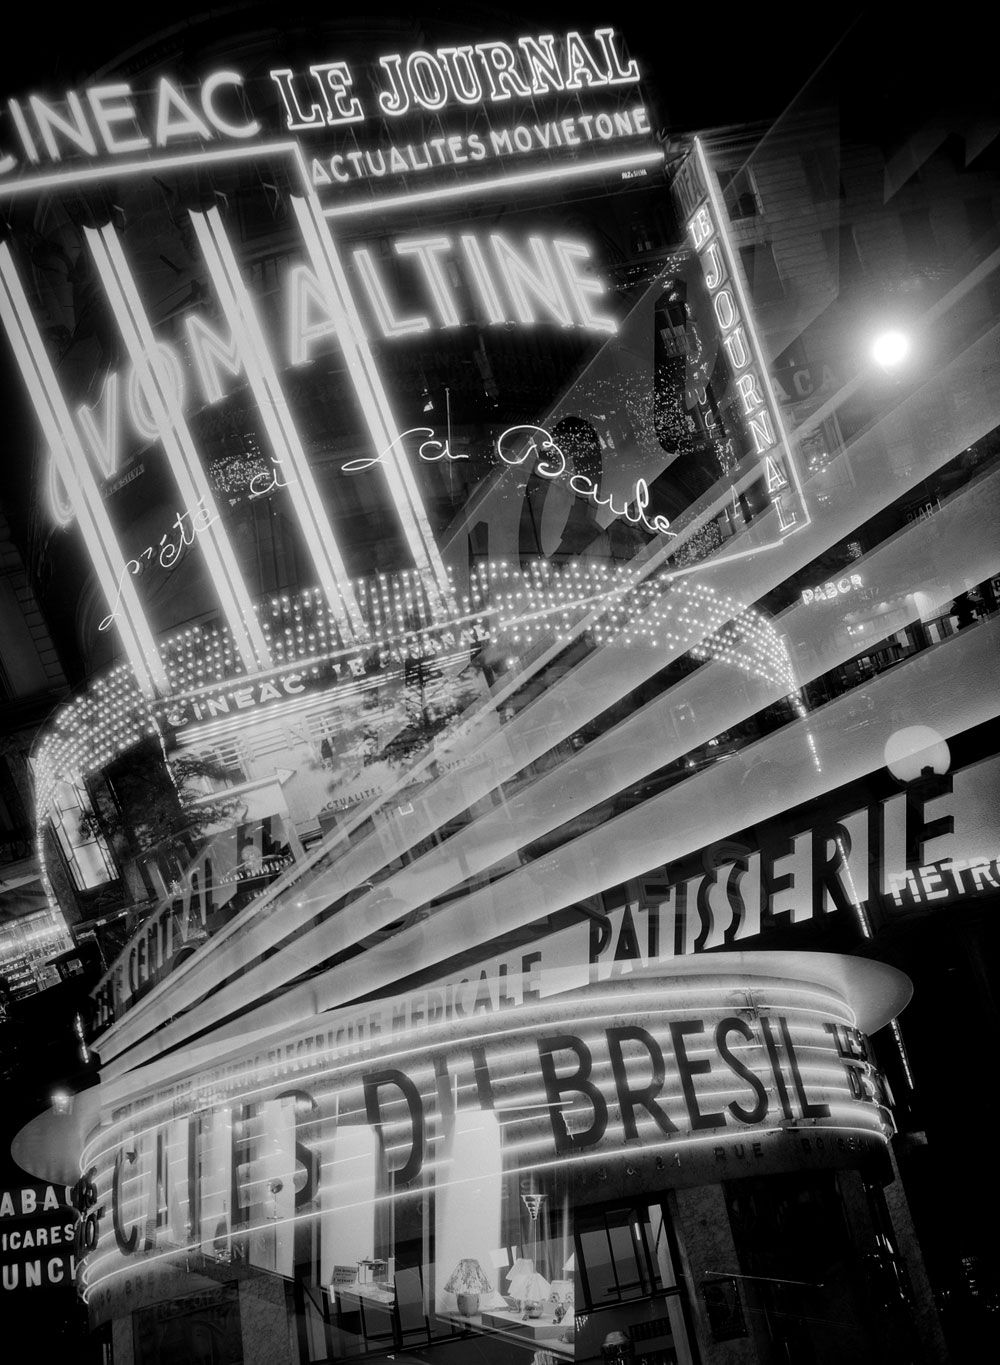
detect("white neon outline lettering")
[436,47,483,105]
[552,238,616,334]
[191,207,366,641]
[86,84,150,156]
[376,54,409,117]
[286,265,342,367]
[763,455,788,492]
[289,195,454,616]
[46,459,74,527]
[7,100,38,164]
[459,235,506,323]
[593,28,640,84]
[749,410,775,456]
[692,136,809,531]
[77,372,120,479]
[29,91,97,161]
[154,78,212,147]
[352,247,430,337]
[307,63,364,125]
[200,71,260,140]
[474,43,532,101]
[563,31,609,89]
[394,236,460,328]
[185,313,245,404]
[735,371,764,417]
[0,244,166,695]
[268,69,328,131]
[87,222,270,672]
[490,234,573,327]
[516,34,565,94]
[702,239,725,291]
[713,287,737,331]
[126,342,185,441]
[722,327,751,370]
[406,52,449,110]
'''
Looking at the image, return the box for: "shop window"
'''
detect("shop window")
[573,1201,697,1365]
[575,1205,666,1308]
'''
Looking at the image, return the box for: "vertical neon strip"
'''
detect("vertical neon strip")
[290,195,455,617]
[86,225,271,673]
[0,244,166,696]
[189,208,365,641]
[691,137,810,532]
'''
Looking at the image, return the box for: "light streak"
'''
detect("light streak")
[290,194,455,615]
[86,223,271,673]
[0,245,167,696]
[191,207,367,641]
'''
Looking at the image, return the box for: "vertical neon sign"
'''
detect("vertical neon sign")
[678,138,808,537]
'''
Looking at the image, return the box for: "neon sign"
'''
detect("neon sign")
[672,139,809,541]
[98,500,220,632]
[0,74,259,175]
[0,25,654,721]
[271,30,640,127]
[78,960,898,1320]
[309,107,651,188]
[496,425,673,535]
[801,574,864,606]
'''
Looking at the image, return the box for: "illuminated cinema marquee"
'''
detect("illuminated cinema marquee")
[0,22,666,767]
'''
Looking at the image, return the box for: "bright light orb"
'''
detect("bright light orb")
[871,329,911,369]
[884,725,950,782]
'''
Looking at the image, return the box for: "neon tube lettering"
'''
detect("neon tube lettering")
[190,206,366,641]
[86,222,271,672]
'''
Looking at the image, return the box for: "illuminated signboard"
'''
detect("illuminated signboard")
[77,955,900,1322]
[0,22,809,925]
[670,139,809,544]
[0,1184,76,1293]
[801,573,864,606]
[591,743,1000,971]
[0,28,653,702]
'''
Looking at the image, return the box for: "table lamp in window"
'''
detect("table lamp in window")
[444,1258,495,1316]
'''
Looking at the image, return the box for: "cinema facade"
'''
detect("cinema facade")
[4,9,997,1365]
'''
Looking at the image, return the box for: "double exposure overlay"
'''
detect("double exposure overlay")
[0,10,996,1364]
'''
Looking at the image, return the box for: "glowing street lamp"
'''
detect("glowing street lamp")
[871,328,911,370]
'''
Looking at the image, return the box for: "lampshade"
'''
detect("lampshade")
[522,1271,551,1303]
[443,1258,493,1295]
[506,1257,533,1286]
